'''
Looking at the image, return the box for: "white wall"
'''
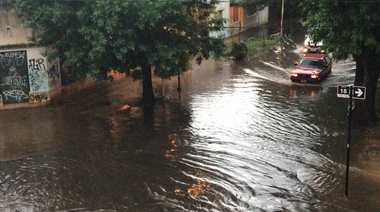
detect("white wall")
[212,2,230,38]
[257,7,269,24]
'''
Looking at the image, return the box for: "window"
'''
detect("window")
[217,9,223,19]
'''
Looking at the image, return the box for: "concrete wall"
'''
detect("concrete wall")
[212,2,231,38]
[215,1,269,39]
[0,3,33,47]
[0,47,61,106]
[0,3,62,108]
[244,7,269,28]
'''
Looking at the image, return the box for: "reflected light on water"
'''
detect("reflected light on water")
[187,177,211,199]
[164,133,179,161]
[2,58,379,211]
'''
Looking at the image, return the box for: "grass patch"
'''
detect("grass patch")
[224,35,281,59]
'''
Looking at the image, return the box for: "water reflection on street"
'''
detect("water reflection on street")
[1,50,380,211]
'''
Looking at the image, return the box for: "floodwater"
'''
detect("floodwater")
[1,39,380,211]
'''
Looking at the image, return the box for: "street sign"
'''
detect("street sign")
[353,86,366,100]
[337,85,350,98]
[337,85,366,100]
[337,84,366,196]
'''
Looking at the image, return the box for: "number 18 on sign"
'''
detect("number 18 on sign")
[337,85,366,100]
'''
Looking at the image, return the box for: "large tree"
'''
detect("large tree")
[11,0,226,104]
[302,0,380,124]
[242,0,380,124]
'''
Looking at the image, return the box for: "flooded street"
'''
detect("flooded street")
[1,39,380,211]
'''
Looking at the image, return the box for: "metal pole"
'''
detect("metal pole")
[345,85,353,196]
[262,30,266,47]
[280,0,285,37]
[177,72,181,100]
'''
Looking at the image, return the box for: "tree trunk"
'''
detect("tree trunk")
[353,48,380,125]
[140,64,156,105]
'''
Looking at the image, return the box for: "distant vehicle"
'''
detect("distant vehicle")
[290,53,332,83]
[303,35,325,54]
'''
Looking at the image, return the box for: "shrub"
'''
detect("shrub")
[230,41,248,61]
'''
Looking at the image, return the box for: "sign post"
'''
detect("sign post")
[337,85,366,196]
[345,86,353,197]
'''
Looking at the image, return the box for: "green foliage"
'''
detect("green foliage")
[301,0,380,60]
[245,35,280,53]
[302,0,380,122]
[230,41,248,61]
[131,69,143,81]
[224,35,280,59]
[11,0,226,81]
[240,0,269,13]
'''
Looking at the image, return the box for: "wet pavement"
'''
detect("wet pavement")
[1,35,380,211]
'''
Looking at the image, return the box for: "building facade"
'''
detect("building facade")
[214,1,269,40]
[0,1,61,107]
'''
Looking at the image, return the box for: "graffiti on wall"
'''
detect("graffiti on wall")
[29,92,48,104]
[48,60,61,89]
[28,58,48,92]
[0,51,30,104]
[0,49,61,105]
[28,57,61,91]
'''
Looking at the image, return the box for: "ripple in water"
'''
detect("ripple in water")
[177,68,345,211]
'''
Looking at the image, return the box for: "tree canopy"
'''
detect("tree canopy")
[240,0,380,123]
[11,0,226,104]
[302,0,380,124]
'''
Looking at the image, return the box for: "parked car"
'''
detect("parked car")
[290,53,332,83]
[303,35,326,54]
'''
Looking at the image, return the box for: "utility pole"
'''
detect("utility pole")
[280,0,285,37]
